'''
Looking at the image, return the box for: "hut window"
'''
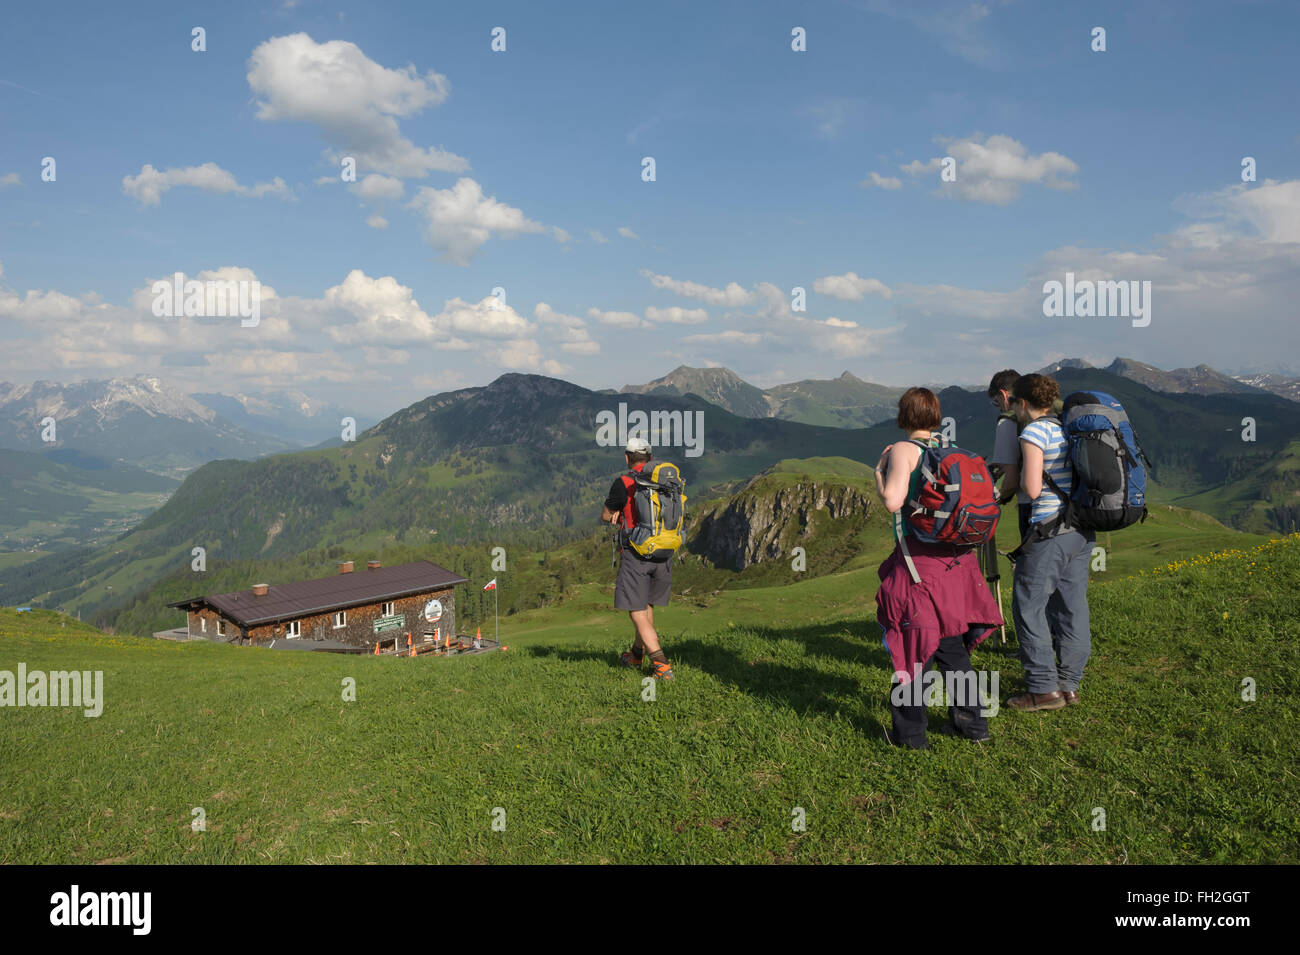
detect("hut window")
[333,611,347,629]
[287,620,301,638]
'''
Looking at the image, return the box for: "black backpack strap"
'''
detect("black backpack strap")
[1007,471,1073,562]
[1041,469,1069,502]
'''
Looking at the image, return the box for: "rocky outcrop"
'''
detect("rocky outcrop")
[687,477,872,570]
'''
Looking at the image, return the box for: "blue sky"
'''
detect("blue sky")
[2,0,1298,416]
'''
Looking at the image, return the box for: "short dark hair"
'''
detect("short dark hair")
[987,369,1020,398]
[625,450,651,465]
[1011,373,1059,411]
[896,387,942,431]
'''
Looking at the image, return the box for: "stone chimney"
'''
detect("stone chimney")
[253,583,269,597]
[367,560,381,571]
[338,560,354,574]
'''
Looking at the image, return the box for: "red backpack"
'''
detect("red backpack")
[896,438,1000,583]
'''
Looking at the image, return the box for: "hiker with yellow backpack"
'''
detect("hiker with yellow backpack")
[600,435,687,681]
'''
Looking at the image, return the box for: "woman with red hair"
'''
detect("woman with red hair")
[873,387,1004,749]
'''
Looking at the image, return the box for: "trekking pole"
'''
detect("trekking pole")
[995,577,1006,644]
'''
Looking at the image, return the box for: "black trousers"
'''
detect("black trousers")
[889,633,989,748]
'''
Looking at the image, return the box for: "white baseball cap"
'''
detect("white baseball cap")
[625,435,651,453]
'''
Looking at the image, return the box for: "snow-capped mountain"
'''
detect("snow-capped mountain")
[0,375,295,477]
[190,389,372,446]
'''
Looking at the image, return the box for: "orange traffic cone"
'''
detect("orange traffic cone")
[406,632,412,647]
[373,642,379,655]
[411,646,417,658]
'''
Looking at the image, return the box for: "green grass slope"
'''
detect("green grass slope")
[2,535,1296,864]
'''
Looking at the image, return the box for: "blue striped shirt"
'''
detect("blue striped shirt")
[1020,417,1072,524]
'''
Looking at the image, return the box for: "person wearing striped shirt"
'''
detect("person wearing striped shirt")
[1007,374,1095,712]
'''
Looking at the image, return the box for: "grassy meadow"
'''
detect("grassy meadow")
[1,533,1297,864]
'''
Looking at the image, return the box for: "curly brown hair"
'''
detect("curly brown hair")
[1011,373,1060,411]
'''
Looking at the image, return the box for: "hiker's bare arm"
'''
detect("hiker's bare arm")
[998,465,1020,503]
[1020,441,1045,499]
[880,442,915,513]
[600,505,619,525]
[874,444,892,499]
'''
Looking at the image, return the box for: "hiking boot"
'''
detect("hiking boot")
[620,650,644,670]
[938,722,991,743]
[650,659,674,681]
[883,727,929,750]
[1059,685,1080,706]
[1006,690,1066,712]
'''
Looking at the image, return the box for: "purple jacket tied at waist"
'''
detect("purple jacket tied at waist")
[876,540,1003,683]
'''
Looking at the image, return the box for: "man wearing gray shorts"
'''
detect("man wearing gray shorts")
[600,436,675,681]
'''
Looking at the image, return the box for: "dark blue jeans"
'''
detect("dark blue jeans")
[889,633,990,747]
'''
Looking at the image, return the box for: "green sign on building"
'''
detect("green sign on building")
[373,614,405,634]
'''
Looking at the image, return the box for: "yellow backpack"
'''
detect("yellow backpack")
[622,462,687,561]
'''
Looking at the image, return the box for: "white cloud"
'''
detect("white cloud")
[858,0,1002,68]
[814,271,893,301]
[589,230,610,244]
[246,33,468,178]
[435,295,532,338]
[0,286,94,323]
[0,172,19,188]
[1179,179,1300,245]
[588,307,647,328]
[362,346,410,364]
[640,269,753,307]
[861,171,902,190]
[407,178,549,265]
[900,134,1079,205]
[824,317,859,328]
[753,282,795,322]
[891,281,1031,320]
[645,305,709,325]
[809,324,900,357]
[355,174,404,200]
[617,226,639,240]
[122,163,291,206]
[535,302,599,354]
[534,302,583,327]
[321,269,447,345]
[366,215,389,229]
[682,330,765,346]
[496,338,544,371]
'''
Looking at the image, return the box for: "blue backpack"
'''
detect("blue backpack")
[1045,390,1151,532]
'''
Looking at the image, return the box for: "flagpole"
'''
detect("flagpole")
[494,581,499,645]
